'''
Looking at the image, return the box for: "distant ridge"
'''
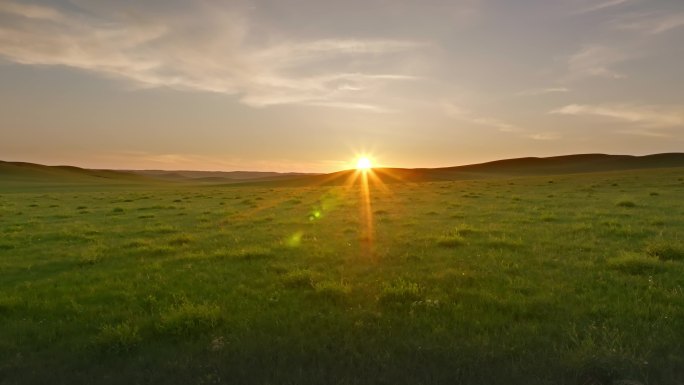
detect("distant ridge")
[427,152,684,178]
[128,169,318,181]
[248,153,684,186]
[0,161,318,186]
[2,153,683,187]
[0,161,153,185]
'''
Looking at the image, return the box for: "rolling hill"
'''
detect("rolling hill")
[0,161,153,185]
[244,153,684,186]
[0,161,315,187]
[2,153,683,189]
[128,170,318,182]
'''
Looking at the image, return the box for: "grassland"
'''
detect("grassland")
[1,166,684,384]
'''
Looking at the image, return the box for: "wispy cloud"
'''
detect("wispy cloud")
[306,101,394,113]
[613,12,684,35]
[565,45,627,80]
[443,103,519,132]
[444,103,562,140]
[0,1,422,110]
[0,1,64,21]
[550,103,684,128]
[615,129,672,138]
[516,87,570,96]
[528,132,561,141]
[575,0,632,14]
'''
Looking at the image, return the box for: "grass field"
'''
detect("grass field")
[1,166,684,384]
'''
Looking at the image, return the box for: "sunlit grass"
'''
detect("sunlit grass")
[0,167,683,384]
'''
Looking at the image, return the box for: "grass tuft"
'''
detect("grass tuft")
[607,253,664,275]
[379,279,423,305]
[437,225,477,248]
[145,225,177,234]
[236,246,273,259]
[211,246,273,260]
[158,302,220,336]
[95,322,141,353]
[437,234,465,247]
[436,227,471,247]
[455,225,477,236]
[282,269,316,289]
[313,281,351,301]
[616,200,636,208]
[146,246,175,256]
[485,236,524,249]
[78,255,102,266]
[645,241,684,261]
[124,239,151,248]
[0,296,20,314]
[168,234,193,246]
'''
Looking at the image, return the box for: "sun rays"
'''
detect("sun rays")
[340,156,406,259]
[280,154,409,259]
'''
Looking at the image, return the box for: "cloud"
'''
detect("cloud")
[443,103,519,132]
[0,1,64,21]
[615,129,672,138]
[528,133,561,140]
[516,87,570,96]
[613,12,684,35]
[565,45,627,80]
[550,103,684,128]
[575,0,632,14]
[0,1,422,110]
[444,103,563,141]
[306,101,394,113]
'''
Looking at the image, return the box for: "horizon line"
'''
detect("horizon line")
[3,151,683,175]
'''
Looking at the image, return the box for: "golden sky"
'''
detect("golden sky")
[1,0,682,172]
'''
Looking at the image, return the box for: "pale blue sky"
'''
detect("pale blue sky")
[1,0,682,171]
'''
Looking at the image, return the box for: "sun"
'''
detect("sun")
[356,157,372,171]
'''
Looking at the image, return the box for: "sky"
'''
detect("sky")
[0,0,683,172]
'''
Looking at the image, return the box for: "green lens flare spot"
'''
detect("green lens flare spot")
[286,231,303,247]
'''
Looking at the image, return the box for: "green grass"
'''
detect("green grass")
[95,322,142,353]
[645,241,684,261]
[158,301,221,336]
[607,253,664,274]
[1,167,684,384]
[616,199,637,208]
[379,279,423,305]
